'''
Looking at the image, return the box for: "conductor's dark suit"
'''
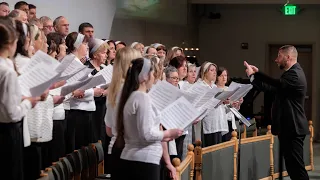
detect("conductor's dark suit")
[250,63,309,180]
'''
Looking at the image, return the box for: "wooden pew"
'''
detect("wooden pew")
[172,144,195,180]
[194,132,238,180]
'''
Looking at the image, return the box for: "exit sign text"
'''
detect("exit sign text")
[283,5,297,16]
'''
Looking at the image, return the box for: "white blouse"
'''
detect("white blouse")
[15,53,30,74]
[68,56,95,111]
[0,58,32,123]
[49,88,65,121]
[197,80,229,135]
[121,91,164,165]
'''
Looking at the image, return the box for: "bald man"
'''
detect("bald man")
[244,45,309,180]
[53,16,69,37]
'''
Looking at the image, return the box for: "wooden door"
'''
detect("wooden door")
[268,45,312,120]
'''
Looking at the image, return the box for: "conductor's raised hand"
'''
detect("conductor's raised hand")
[244,61,254,77]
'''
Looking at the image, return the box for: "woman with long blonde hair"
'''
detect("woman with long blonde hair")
[104,47,142,177]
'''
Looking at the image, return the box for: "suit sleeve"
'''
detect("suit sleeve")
[250,72,277,92]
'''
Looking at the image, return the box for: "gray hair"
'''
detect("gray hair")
[53,16,64,27]
[39,16,51,24]
[187,63,196,71]
[164,65,178,78]
[8,9,20,18]
[29,18,41,26]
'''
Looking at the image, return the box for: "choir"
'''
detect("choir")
[0,1,249,180]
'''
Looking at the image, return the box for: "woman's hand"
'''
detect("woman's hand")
[164,129,183,140]
[193,118,201,125]
[53,95,65,104]
[94,88,104,97]
[223,98,230,105]
[73,89,85,99]
[167,164,178,180]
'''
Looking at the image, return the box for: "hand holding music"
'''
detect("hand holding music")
[40,89,50,101]
[53,95,65,105]
[164,128,183,140]
[73,89,85,99]
[94,88,104,97]
[193,118,201,125]
[25,96,41,108]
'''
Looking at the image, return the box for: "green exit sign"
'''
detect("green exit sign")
[283,4,298,16]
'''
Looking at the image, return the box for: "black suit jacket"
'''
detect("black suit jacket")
[251,63,309,136]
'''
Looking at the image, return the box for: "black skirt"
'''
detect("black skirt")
[0,121,24,180]
[117,159,160,180]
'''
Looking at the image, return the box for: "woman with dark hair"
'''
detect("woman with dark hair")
[168,55,188,160]
[113,58,182,180]
[104,40,116,65]
[46,32,67,61]
[14,20,32,74]
[0,17,39,180]
[215,67,243,142]
[64,32,97,153]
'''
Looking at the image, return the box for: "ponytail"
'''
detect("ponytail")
[115,58,144,149]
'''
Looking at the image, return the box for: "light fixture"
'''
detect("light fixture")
[184,48,188,51]
[187,56,190,57]
[195,48,199,51]
[190,48,194,50]
[193,56,196,58]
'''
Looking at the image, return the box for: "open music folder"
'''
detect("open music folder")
[160,96,207,130]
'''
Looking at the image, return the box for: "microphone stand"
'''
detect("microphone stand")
[226,105,253,180]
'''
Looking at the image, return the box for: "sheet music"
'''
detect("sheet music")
[55,54,76,73]
[187,83,222,108]
[95,64,113,84]
[79,75,106,91]
[60,77,93,96]
[180,82,192,91]
[215,87,240,101]
[20,51,60,74]
[228,82,253,101]
[66,67,93,83]
[58,58,87,81]
[148,81,184,111]
[160,97,205,130]
[198,97,221,112]
[19,62,59,97]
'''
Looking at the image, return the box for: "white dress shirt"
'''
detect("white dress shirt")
[15,53,30,74]
[121,91,164,165]
[197,80,229,135]
[0,58,32,123]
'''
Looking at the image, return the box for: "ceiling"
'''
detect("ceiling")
[190,0,320,4]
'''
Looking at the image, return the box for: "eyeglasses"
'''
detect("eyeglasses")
[169,77,179,81]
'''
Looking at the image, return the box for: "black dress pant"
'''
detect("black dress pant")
[110,145,123,180]
[222,121,233,142]
[65,110,94,153]
[175,135,186,160]
[0,121,24,180]
[279,135,309,180]
[204,132,222,147]
[117,159,160,180]
[43,120,66,167]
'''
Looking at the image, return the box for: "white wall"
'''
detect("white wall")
[6,0,117,38]
[109,18,197,48]
[198,4,320,140]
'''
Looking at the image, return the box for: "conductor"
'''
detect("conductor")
[244,45,309,180]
